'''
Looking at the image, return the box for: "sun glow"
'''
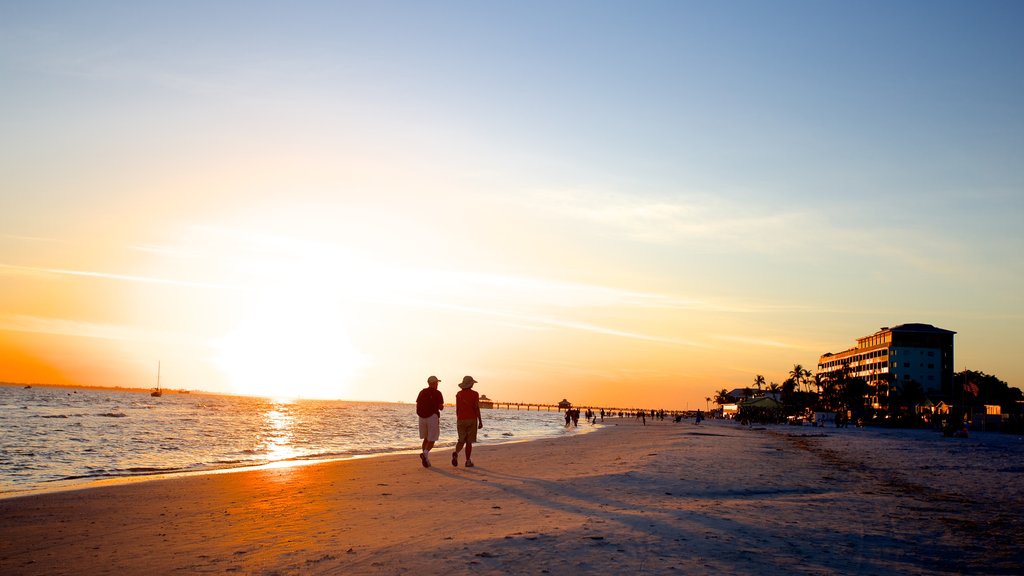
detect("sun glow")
[213,300,367,399]
[211,239,369,400]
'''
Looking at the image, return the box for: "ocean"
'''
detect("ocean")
[0,384,588,495]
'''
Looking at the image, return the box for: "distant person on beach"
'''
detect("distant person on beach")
[416,375,444,468]
[452,376,483,467]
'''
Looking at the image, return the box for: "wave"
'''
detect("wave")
[125,466,181,473]
[43,441,499,486]
[3,386,570,493]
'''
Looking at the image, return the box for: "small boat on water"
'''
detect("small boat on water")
[151,362,162,397]
[479,395,494,409]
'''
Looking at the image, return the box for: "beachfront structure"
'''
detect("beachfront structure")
[817,323,956,410]
[727,388,756,401]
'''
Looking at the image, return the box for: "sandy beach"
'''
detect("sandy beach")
[2,419,1021,575]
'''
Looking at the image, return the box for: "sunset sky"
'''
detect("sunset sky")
[2,1,1022,408]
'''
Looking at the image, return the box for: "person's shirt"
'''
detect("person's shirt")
[455,389,480,421]
[416,387,444,418]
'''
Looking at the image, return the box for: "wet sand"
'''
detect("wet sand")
[1,419,1021,575]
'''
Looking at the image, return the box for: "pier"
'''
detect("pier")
[480,401,693,414]
[485,401,564,412]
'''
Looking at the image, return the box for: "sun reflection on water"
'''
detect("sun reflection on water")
[262,400,298,461]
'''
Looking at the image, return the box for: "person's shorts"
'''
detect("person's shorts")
[419,414,440,442]
[457,419,478,444]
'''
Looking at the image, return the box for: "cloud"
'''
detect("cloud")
[712,334,790,348]
[522,188,975,276]
[0,314,169,343]
[0,233,62,243]
[0,263,231,290]
[408,299,709,349]
[523,188,816,252]
[130,243,200,259]
[424,270,722,311]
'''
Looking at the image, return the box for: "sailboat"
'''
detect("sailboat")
[151,362,163,397]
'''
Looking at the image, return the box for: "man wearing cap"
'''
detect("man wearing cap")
[415,375,444,468]
[451,375,484,468]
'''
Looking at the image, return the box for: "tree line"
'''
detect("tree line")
[712,364,1023,430]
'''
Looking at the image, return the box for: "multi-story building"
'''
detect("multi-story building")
[817,323,955,409]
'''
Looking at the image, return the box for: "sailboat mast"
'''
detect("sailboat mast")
[151,361,164,397]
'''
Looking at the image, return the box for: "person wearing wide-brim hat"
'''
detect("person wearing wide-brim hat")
[451,376,483,468]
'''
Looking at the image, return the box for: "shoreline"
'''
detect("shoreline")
[0,421,602,500]
[2,419,1021,575]
[2,384,603,496]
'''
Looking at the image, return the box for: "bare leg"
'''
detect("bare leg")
[419,439,435,468]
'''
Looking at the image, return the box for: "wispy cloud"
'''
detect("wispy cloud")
[712,334,790,349]
[179,223,793,314]
[130,243,200,259]
[526,188,978,277]
[0,263,231,290]
[426,270,724,311]
[401,299,710,349]
[0,233,62,243]
[0,314,169,343]
[528,189,806,250]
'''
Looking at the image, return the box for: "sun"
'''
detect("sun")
[212,279,368,400]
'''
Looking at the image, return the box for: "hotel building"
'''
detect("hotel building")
[817,323,955,409]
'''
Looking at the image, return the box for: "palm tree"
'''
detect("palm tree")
[754,374,766,392]
[781,378,796,402]
[705,397,711,412]
[802,370,815,393]
[789,364,804,388]
[713,388,735,406]
[790,364,812,393]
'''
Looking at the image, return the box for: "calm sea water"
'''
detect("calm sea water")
[0,385,587,495]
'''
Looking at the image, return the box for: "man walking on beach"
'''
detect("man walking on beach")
[416,375,444,468]
[451,375,483,468]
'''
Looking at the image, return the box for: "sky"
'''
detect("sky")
[1,1,1022,409]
